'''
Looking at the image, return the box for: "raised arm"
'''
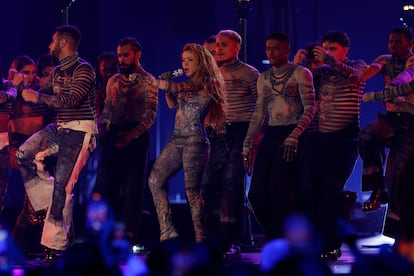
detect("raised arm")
[313,45,367,78]
[0,82,17,103]
[363,80,414,102]
[22,64,95,108]
[359,54,391,81]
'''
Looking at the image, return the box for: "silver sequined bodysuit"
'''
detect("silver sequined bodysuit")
[172,87,210,142]
[148,81,211,242]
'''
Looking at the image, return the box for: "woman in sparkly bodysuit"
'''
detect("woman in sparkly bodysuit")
[148,43,226,242]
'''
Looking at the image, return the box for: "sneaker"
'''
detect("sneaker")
[223,244,241,263]
[320,248,341,262]
[132,244,146,255]
[44,247,64,263]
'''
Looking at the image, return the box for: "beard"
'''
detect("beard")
[119,62,136,75]
[50,46,62,59]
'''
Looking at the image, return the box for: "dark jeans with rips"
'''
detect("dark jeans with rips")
[17,122,95,250]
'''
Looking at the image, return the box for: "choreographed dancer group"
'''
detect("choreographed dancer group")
[2,23,414,273]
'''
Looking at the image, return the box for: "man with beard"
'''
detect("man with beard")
[16,25,97,261]
[359,27,414,240]
[94,37,158,253]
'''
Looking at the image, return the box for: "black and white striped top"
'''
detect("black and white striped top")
[220,59,259,123]
[313,55,366,133]
[39,53,96,123]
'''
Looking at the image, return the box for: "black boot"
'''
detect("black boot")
[321,248,342,262]
[220,222,241,262]
[362,189,389,212]
[44,247,64,263]
[13,195,45,259]
[344,190,357,221]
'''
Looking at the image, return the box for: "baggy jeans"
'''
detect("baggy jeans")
[17,121,96,250]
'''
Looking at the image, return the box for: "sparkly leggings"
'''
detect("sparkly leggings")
[148,135,209,242]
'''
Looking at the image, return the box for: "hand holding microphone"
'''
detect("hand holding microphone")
[158,69,184,80]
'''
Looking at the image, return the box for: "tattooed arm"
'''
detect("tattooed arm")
[242,73,267,159]
[363,79,414,102]
[389,56,414,86]
[359,54,389,81]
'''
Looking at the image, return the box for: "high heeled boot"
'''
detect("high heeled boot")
[361,172,388,212]
[362,188,389,212]
[13,194,45,258]
[151,189,178,242]
[186,190,204,243]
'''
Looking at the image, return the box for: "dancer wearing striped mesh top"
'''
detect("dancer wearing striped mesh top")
[7,55,55,258]
[202,29,260,258]
[242,32,315,242]
[358,28,414,242]
[358,27,414,214]
[362,77,414,240]
[303,30,366,261]
[0,63,16,216]
[16,25,97,261]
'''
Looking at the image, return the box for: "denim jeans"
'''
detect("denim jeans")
[17,121,96,250]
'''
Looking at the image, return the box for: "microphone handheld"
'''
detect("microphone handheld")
[158,69,184,80]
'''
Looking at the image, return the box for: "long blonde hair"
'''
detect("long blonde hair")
[182,43,226,134]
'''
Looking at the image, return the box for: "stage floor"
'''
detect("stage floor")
[225,234,395,275]
[12,203,399,275]
[18,234,394,275]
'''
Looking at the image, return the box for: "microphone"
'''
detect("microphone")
[171,69,184,78]
[158,69,184,80]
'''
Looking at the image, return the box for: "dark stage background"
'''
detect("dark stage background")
[0,0,411,204]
